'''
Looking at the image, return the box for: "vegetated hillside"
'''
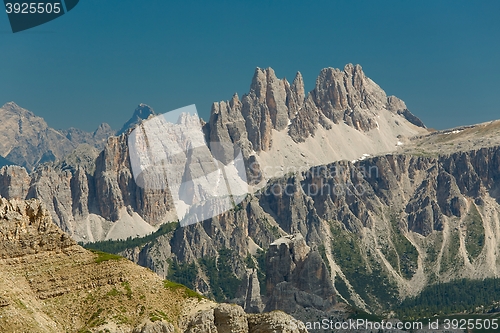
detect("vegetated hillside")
[0,197,307,333]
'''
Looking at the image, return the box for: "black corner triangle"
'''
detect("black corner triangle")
[64,0,79,12]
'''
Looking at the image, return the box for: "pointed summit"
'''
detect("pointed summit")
[1,101,35,117]
[118,104,156,135]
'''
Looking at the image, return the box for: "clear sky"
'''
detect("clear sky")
[1,0,499,132]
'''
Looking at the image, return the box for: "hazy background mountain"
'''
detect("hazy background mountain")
[0,102,114,171]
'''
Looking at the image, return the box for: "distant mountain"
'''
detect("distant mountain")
[0,102,114,171]
[60,122,114,150]
[117,103,156,135]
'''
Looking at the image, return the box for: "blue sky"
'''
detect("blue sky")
[1,0,499,131]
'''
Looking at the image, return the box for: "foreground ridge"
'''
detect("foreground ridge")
[0,197,307,332]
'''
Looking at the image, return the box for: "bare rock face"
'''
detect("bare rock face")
[265,234,336,313]
[7,64,494,325]
[0,132,174,241]
[0,165,30,199]
[27,165,76,233]
[387,96,426,128]
[61,122,114,150]
[0,102,76,171]
[92,133,173,223]
[118,103,156,135]
[233,268,261,311]
[0,197,75,258]
[214,303,249,333]
[185,308,219,333]
[240,269,265,313]
[0,65,427,242]
[184,304,309,333]
[0,196,240,333]
[312,64,382,131]
[248,311,308,333]
[209,64,427,188]
[210,64,425,152]
[212,68,309,153]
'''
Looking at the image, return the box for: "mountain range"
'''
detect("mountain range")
[2,64,500,330]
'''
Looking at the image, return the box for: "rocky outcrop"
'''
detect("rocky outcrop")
[184,303,308,333]
[265,234,336,314]
[209,64,426,154]
[210,64,427,185]
[0,165,30,199]
[239,269,265,313]
[0,102,76,171]
[120,143,500,318]
[387,96,426,128]
[0,197,75,258]
[0,65,427,242]
[248,311,308,333]
[213,303,249,333]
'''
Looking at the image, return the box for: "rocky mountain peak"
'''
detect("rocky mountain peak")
[312,63,386,122]
[209,64,427,189]
[135,103,156,118]
[117,103,156,135]
[2,101,27,113]
[94,122,113,135]
[290,71,305,103]
[0,102,74,171]
[0,102,119,171]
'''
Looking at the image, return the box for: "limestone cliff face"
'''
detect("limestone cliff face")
[209,64,425,154]
[264,234,336,314]
[0,65,426,242]
[209,64,427,184]
[0,165,30,199]
[0,197,75,258]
